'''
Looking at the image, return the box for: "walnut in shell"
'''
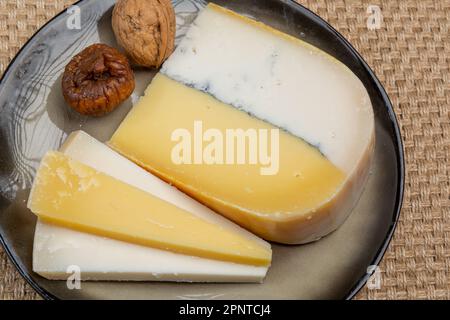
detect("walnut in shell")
[112,0,176,68]
[61,43,135,116]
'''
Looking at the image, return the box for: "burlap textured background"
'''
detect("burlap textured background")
[0,0,449,300]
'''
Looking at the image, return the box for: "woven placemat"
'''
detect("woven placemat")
[0,0,449,300]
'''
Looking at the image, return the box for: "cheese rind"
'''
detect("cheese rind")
[33,131,269,282]
[28,151,271,266]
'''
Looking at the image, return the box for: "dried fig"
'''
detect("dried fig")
[112,0,176,68]
[62,43,135,116]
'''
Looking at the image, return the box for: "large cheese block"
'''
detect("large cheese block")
[28,150,271,266]
[33,131,269,282]
[109,4,375,243]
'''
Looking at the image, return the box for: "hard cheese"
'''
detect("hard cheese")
[110,4,375,244]
[33,131,269,282]
[28,150,272,267]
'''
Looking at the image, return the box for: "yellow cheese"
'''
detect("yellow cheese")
[27,151,271,266]
[109,4,374,244]
[109,74,346,241]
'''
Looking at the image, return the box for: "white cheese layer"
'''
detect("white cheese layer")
[34,222,267,282]
[161,4,374,174]
[33,131,269,282]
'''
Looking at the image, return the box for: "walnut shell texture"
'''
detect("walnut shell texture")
[62,43,135,116]
[112,0,176,68]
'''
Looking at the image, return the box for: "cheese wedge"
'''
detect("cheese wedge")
[34,222,269,282]
[28,150,271,266]
[109,4,375,243]
[33,131,269,282]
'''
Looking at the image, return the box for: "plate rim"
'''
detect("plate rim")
[0,0,405,300]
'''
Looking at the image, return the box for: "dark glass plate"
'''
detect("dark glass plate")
[0,0,404,299]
